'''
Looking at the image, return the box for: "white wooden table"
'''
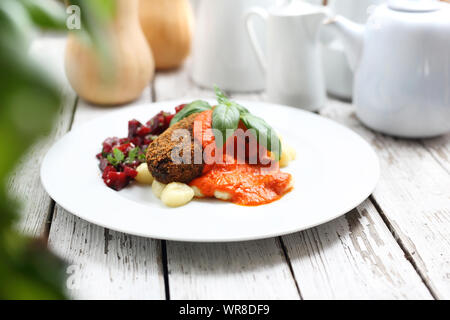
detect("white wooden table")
[12,35,450,300]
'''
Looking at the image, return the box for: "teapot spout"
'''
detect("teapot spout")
[323,15,365,71]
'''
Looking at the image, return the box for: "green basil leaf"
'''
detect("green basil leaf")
[214,85,249,114]
[214,85,228,105]
[233,103,250,114]
[240,113,282,161]
[212,104,240,147]
[113,148,125,162]
[169,100,212,126]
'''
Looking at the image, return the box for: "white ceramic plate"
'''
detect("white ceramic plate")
[41,100,379,242]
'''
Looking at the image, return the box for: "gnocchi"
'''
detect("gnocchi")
[279,137,296,168]
[214,190,232,201]
[191,185,204,198]
[152,180,167,199]
[161,182,195,207]
[135,163,154,184]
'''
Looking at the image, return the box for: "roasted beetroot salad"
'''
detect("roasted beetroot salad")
[96,104,186,191]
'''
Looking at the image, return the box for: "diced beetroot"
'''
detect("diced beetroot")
[126,161,140,169]
[116,143,133,153]
[175,104,186,113]
[128,119,142,138]
[99,158,110,172]
[102,165,117,179]
[136,125,151,136]
[147,111,170,135]
[124,166,138,178]
[165,114,175,127]
[129,119,155,139]
[99,103,191,191]
[102,137,119,153]
[103,145,112,153]
[104,171,130,191]
[143,138,153,145]
[129,136,143,146]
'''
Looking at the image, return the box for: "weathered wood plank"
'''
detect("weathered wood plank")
[166,240,300,299]
[8,35,77,238]
[37,34,166,299]
[421,134,450,174]
[321,99,450,299]
[230,89,431,299]
[48,206,165,299]
[154,61,437,299]
[283,200,432,299]
[154,64,300,299]
[48,85,166,299]
[153,60,215,101]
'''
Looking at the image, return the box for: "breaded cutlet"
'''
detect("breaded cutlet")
[146,113,203,184]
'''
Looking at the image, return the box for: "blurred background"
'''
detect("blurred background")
[0,0,449,299]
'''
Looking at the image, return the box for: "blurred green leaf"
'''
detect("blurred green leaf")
[0,0,34,50]
[20,0,66,30]
[67,0,117,67]
[0,0,117,300]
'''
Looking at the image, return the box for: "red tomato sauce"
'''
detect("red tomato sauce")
[189,110,293,206]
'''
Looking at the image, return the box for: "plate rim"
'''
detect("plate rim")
[41,99,380,242]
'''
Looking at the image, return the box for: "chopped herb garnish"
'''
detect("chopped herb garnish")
[107,148,125,166]
[138,153,146,161]
[126,147,140,163]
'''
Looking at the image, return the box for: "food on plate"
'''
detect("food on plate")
[187,107,293,206]
[191,185,204,198]
[153,87,293,206]
[152,180,167,199]
[135,163,154,184]
[96,86,295,207]
[279,137,296,168]
[160,182,195,207]
[146,113,203,184]
[96,104,186,190]
[213,190,232,201]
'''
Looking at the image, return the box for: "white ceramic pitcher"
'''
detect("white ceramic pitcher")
[245,1,327,111]
[191,0,277,92]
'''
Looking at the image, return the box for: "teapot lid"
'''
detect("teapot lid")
[388,0,440,12]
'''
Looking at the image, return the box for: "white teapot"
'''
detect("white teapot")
[320,0,386,100]
[326,0,450,137]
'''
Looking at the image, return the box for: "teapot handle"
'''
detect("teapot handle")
[245,7,269,74]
